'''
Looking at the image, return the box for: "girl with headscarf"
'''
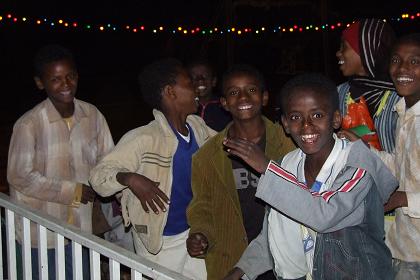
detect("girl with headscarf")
[336,18,400,152]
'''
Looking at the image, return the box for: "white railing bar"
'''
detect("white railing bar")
[6,209,17,280]
[55,233,65,280]
[110,258,120,280]
[38,224,48,280]
[89,249,101,280]
[72,241,83,280]
[22,217,32,280]
[0,193,190,280]
[132,269,142,280]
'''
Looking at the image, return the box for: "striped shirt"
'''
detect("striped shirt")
[7,98,114,247]
[372,99,420,262]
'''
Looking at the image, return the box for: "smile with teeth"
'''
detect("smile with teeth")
[60,90,72,95]
[197,86,206,90]
[238,104,252,110]
[338,60,344,65]
[301,134,319,143]
[396,76,414,83]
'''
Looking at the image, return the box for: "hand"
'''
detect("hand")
[117,172,169,214]
[223,267,245,280]
[223,137,269,174]
[336,129,360,142]
[384,190,407,213]
[81,184,96,204]
[186,233,208,257]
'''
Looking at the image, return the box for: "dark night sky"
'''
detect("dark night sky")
[0,0,419,188]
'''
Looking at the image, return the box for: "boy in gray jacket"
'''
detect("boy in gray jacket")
[222,73,398,280]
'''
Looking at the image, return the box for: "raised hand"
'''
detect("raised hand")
[186,232,208,256]
[222,137,270,174]
[117,172,169,214]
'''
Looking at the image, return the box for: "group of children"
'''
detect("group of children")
[6,17,420,280]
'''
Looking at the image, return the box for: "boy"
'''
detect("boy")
[89,58,215,279]
[223,73,398,280]
[340,33,420,279]
[7,44,114,279]
[187,59,232,131]
[186,64,295,280]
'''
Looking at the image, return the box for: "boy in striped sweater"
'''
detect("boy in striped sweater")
[223,73,398,280]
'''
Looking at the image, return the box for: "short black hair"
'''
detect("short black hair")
[138,58,183,110]
[222,64,266,94]
[186,58,215,77]
[278,73,339,115]
[33,44,75,77]
[392,33,420,52]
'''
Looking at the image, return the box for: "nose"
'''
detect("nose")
[303,117,313,128]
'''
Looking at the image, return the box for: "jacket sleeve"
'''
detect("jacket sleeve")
[256,161,378,233]
[235,210,273,280]
[186,154,216,252]
[89,130,142,197]
[7,121,78,205]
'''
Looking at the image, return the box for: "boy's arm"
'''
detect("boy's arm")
[233,210,273,280]
[89,131,143,197]
[186,155,215,255]
[256,160,397,233]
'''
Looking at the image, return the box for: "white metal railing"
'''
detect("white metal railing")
[0,192,191,280]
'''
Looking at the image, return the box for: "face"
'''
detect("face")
[188,64,216,98]
[171,68,199,114]
[281,88,341,161]
[389,41,420,108]
[220,73,268,122]
[336,39,367,77]
[34,59,78,107]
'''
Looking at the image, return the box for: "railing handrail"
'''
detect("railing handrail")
[0,192,191,280]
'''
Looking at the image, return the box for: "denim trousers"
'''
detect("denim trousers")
[393,258,420,280]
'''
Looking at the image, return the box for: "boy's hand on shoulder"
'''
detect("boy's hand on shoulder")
[117,172,169,214]
[223,267,245,280]
[223,137,269,174]
[81,184,96,204]
[186,232,208,257]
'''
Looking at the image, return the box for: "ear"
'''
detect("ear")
[34,76,44,90]
[163,84,176,99]
[332,110,342,129]
[280,115,290,134]
[220,96,229,112]
[262,90,269,106]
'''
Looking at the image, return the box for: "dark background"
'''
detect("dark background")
[0,0,419,191]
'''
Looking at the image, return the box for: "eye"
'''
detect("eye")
[248,87,257,93]
[410,57,420,65]
[289,114,301,121]
[390,56,400,64]
[312,112,323,119]
[229,89,239,96]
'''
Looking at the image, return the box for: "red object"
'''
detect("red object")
[342,21,360,55]
[342,96,382,150]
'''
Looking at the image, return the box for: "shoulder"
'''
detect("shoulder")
[13,100,48,128]
[193,131,224,158]
[116,120,159,146]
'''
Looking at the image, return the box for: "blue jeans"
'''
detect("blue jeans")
[393,258,420,280]
[16,242,90,279]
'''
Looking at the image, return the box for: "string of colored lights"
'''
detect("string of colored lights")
[0,12,418,35]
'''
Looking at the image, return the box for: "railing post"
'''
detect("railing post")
[6,209,17,280]
[22,217,32,279]
[72,241,83,279]
[55,233,65,280]
[37,224,48,280]
[90,249,101,280]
